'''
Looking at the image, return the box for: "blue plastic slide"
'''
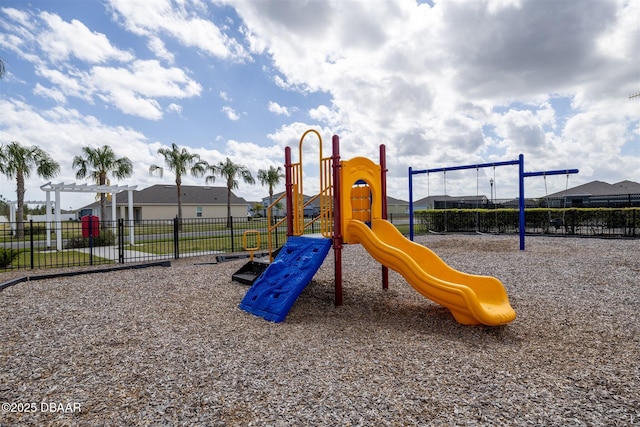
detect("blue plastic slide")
[239,236,332,322]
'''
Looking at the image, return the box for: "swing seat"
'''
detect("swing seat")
[550,218,564,229]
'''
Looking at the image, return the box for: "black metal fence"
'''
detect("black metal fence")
[0,216,294,272]
[1,208,637,273]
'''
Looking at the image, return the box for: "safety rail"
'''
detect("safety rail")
[267,192,287,262]
[287,129,334,238]
[319,156,333,237]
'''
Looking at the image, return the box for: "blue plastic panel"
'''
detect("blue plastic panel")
[239,236,332,322]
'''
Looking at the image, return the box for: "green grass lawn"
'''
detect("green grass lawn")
[10,249,113,269]
[132,230,288,255]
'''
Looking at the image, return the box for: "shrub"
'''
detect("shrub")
[64,230,116,249]
[0,248,20,268]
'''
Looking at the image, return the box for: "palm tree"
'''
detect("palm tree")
[257,165,284,218]
[0,141,60,238]
[149,143,207,226]
[73,145,133,228]
[250,202,264,219]
[206,157,255,228]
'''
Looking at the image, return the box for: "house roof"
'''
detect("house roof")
[412,195,486,206]
[386,196,408,205]
[80,184,247,209]
[547,180,640,198]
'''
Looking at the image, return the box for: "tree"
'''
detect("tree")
[257,165,284,217]
[251,202,264,218]
[149,143,207,226]
[73,145,133,227]
[0,141,60,238]
[206,158,255,228]
[0,58,5,79]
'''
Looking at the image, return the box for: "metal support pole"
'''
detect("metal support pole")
[332,135,343,306]
[118,218,125,264]
[519,154,526,250]
[408,166,414,241]
[173,216,179,259]
[30,220,34,269]
[285,146,294,238]
[380,144,389,290]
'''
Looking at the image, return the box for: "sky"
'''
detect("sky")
[0,0,638,210]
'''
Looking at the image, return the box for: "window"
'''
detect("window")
[196,207,203,217]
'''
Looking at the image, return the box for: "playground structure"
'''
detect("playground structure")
[231,230,271,285]
[239,130,517,326]
[408,159,579,250]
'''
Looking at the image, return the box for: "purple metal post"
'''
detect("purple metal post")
[332,135,343,306]
[380,144,389,290]
[519,154,525,250]
[284,146,294,238]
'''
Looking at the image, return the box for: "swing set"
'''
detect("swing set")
[408,154,579,250]
[544,172,571,229]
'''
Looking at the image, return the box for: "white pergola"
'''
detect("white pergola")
[40,182,137,251]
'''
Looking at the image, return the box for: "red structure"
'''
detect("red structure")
[81,215,99,238]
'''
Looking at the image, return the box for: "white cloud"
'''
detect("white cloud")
[49,59,202,120]
[267,101,290,116]
[147,35,175,63]
[108,89,163,120]
[39,12,135,64]
[221,106,239,121]
[2,8,203,120]
[35,67,94,102]
[0,7,36,31]
[107,0,251,62]
[32,83,67,104]
[167,103,182,115]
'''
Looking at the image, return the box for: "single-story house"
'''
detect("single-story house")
[257,191,409,217]
[386,196,409,215]
[258,191,318,217]
[545,180,640,207]
[78,184,248,221]
[413,195,490,210]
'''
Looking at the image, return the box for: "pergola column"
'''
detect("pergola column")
[128,190,134,245]
[55,188,62,250]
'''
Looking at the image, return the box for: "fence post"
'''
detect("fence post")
[89,215,94,266]
[118,218,124,264]
[230,216,234,253]
[173,216,179,259]
[30,219,34,270]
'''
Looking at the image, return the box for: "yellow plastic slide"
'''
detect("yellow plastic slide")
[345,218,516,326]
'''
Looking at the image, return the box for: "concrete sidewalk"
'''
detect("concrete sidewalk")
[74,246,221,262]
